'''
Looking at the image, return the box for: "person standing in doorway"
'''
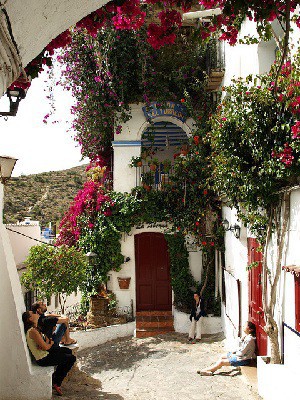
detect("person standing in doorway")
[188,292,205,343]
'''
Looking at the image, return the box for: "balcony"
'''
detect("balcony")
[206,39,225,91]
[134,164,174,191]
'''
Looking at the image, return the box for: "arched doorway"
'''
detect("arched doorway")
[135,232,172,311]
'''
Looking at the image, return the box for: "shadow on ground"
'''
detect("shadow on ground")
[55,367,124,400]
[78,332,224,374]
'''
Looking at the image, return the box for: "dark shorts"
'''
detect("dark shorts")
[227,352,251,367]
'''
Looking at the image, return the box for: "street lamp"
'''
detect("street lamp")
[0,155,18,184]
[0,87,26,117]
[222,219,241,239]
[85,251,97,258]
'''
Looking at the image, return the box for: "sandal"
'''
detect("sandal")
[197,370,214,376]
[53,384,63,396]
[61,339,77,345]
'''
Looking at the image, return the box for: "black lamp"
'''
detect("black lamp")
[0,87,26,117]
[85,251,97,265]
[222,219,241,239]
[0,155,18,184]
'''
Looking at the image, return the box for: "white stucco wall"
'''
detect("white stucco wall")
[71,322,135,350]
[174,311,222,335]
[6,223,41,265]
[223,188,300,400]
[221,206,249,346]
[113,103,195,193]
[0,185,53,399]
[106,225,204,324]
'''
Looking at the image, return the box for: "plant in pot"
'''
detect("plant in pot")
[129,156,143,168]
[141,171,154,191]
[148,157,159,171]
[141,147,152,160]
[163,159,172,173]
[180,143,189,156]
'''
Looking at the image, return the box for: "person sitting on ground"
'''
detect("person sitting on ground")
[31,301,77,346]
[188,292,205,343]
[22,310,76,396]
[198,321,256,376]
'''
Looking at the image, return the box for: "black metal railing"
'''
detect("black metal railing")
[135,164,174,190]
[206,38,225,75]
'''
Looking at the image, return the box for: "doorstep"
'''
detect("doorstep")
[240,364,257,391]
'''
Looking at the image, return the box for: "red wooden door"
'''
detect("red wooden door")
[295,276,300,332]
[135,232,172,311]
[248,238,268,355]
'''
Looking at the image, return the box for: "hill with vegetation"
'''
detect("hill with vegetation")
[3,165,87,229]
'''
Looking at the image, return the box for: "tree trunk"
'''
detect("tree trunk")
[261,191,290,364]
[58,293,67,315]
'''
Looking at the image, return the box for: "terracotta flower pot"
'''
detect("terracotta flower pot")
[143,183,151,191]
[117,277,131,289]
[149,164,157,171]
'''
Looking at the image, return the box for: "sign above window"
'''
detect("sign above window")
[142,102,187,123]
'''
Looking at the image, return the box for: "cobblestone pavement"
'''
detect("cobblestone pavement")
[59,333,261,400]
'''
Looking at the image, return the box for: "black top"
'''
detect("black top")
[38,314,58,338]
[190,297,206,321]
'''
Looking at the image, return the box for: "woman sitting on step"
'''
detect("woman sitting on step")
[198,321,256,376]
[22,310,76,396]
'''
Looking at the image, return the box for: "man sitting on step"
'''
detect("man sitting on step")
[31,301,77,346]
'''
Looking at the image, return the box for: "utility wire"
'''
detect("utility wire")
[6,227,56,246]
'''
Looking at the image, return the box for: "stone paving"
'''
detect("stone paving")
[59,332,261,400]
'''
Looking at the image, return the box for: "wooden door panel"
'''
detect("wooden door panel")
[155,284,171,309]
[138,284,153,310]
[295,276,300,332]
[135,232,172,311]
[248,237,268,356]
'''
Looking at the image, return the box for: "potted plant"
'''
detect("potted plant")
[163,159,172,173]
[141,148,151,160]
[148,157,159,171]
[129,156,143,168]
[141,171,154,191]
[180,144,189,156]
[117,277,131,289]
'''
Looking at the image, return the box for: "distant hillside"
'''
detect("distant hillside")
[3,165,87,229]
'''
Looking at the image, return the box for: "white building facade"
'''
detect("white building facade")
[220,16,300,400]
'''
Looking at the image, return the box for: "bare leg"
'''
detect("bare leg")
[198,355,231,375]
[204,358,231,373]
[60,318,77,345]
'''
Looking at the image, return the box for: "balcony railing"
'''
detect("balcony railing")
[135,164,174,190]
[206,39,225,91]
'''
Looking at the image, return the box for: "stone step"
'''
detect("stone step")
[135,314,173,322]
[136,319,174,329]
[136,310,172,317]
[135,311,174,338]
[136,326,175,338]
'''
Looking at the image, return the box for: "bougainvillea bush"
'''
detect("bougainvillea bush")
[57,23,208,161]
[10,0,299,91]
[209,50,300,237]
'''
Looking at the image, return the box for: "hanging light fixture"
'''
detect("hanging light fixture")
[0,87,26,117]
[0,155,18,184]
[222,219,241,239]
